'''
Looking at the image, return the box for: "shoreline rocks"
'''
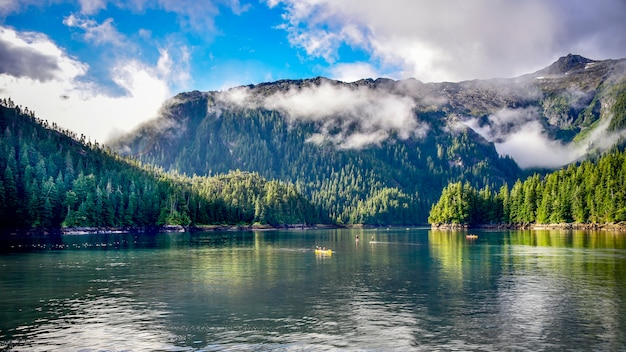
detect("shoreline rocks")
[431,222,626,232]
[56,223,339,235]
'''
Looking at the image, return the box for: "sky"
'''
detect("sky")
[1,0,626,144]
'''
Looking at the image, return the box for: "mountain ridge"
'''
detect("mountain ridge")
[535,53,596,76]
[110,54,626,224]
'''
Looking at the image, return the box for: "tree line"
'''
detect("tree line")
[0,102,322,233]
[428,145,626,225]
[112,94,522,225]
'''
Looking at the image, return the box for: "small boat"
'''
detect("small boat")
[314,248,333,255]
[466,234,478,239]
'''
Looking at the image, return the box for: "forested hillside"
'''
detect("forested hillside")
[112,90,522,225]
[0,101,322,233]
[2,55,625,229]
[111,55,626,225]
[428,145,626,226]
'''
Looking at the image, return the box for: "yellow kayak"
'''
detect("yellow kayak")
[466,234,478,239]
[315,248,333,255]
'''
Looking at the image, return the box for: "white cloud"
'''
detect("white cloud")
[462,107,626,169]
[468,107,538,142]
[0,0,20,16]
[156,46,191,88]
[77,0,108,14]
[113,0,251,34]
[329,62,381,82]
[1,0,250,36]
[0,26,183,143]
[268,0,626,82]
[220,80,428,149]
[462,108,580,168]
[63,14,126,46]
[0,0,51,16]
[493,121,581,169]
[0,26,87,81]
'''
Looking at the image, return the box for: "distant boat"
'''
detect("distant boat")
[315,248,333,255]
[466,234,478,239]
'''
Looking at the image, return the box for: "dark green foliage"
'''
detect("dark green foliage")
[113,93,521,225]
[428,182,499,225]
[111,58,626,226]
[9,53,624,228]
[429,147,626,225]
[608,83,626,132]
[188,171,321,226]
[0,102,320,233]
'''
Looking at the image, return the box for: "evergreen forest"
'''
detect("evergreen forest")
[0,101,322,234]
[428,145,626,226]
[111,56,626,226]
[3,53,626,232]
[112,91,522,225]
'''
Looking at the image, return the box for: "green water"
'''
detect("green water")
[1,228,626,351]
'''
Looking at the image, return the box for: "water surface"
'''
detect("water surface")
[1,228,626,351]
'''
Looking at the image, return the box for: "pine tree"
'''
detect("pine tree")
[3,164,19,228]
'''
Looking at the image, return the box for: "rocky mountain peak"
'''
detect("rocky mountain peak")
[540,54,595,76]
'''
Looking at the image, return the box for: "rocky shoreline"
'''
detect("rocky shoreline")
[10,222,625,236]
[431,222,626,232]
[1,223,339,236]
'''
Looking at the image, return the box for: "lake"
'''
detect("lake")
[1,228,626,351]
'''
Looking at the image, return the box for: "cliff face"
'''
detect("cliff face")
[115,54,626,157]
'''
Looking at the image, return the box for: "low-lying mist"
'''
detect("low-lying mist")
[217,81,430,149]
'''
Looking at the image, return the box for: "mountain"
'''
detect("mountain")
[0,101,321,233]
[536,53,595,76]
[110,55,626,225]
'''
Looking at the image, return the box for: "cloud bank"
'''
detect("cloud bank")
[0,26,175,143]
[0,1,247,142]
[463,107,626,169]
[219,81,427,149]
[0,27,84,82]
[268,0,626,82]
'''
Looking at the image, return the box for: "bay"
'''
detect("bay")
[1,228,626,351]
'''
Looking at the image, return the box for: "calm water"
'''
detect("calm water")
[1,228,626,351]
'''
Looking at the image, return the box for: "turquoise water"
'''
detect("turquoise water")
[1,228,626,351]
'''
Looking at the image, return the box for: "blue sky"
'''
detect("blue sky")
[1,0,626,143]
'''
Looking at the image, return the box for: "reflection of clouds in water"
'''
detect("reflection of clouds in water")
[496,245,622,349]
[12,293,177,351]
[6,231,625,350]
[198,286,417,349]
[497,274,561,344]
[342,289,418,349]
